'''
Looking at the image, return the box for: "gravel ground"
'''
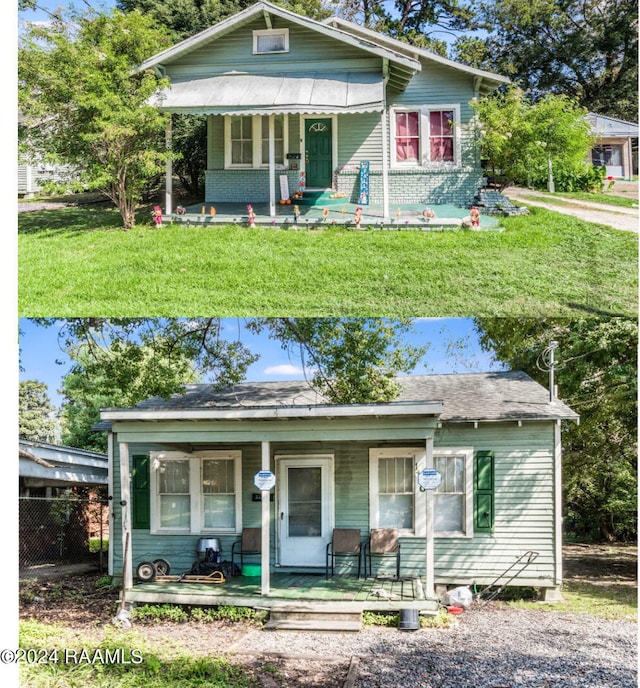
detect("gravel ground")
[231,606,637,688]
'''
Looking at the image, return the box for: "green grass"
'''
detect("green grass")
[18,205,637,316]
[503,581,637,621]
[19,620,257,688]
[523,191,638,209]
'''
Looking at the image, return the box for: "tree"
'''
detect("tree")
[461,0,638,121]
[18,10,172,228]
[19,380,58,443]
[471,86,598,191]
[32,318,427,450]
[474,318,637,542]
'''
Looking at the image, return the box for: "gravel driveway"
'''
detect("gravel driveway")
[231,606,637,688]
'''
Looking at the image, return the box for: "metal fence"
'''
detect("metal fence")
[19,496,109,573]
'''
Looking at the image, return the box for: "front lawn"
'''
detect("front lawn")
[18,206,637,316]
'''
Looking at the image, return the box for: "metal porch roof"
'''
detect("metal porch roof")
[152,72,384,115]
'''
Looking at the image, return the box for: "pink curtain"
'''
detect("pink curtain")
[395,112,419,162]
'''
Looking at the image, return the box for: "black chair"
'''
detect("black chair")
[231,528,261,568]
[365,528,401,579]
[326,528,362,579]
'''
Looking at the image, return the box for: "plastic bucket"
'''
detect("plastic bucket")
[398,609,420,631]
[242,564,262,577]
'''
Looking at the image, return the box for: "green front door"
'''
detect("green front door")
[305,118,332,188]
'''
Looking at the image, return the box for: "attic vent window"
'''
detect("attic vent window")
[253,28,289,54]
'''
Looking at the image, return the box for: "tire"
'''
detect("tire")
[136,561,156,582]
[153,558,171,576]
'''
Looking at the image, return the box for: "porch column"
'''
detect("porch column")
[107,432,114,577]
[424,436,435,598]
[268,115,276,217]
[381,107,390,221]
[165,116,173,215]
[119,441,134,591]
[261,440,271,595]
[553,420,563,586]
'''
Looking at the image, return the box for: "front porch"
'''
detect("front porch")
[125,571,439,613]
[163,198,500,230]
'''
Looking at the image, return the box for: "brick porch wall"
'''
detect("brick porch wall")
[205,169,302,203]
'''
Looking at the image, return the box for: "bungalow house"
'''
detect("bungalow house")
[101,371,577,611]
[138,1,509,220]
[587,113,638,179]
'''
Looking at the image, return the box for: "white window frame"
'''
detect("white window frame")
[224,114,289,170]
[432,447,474,538]
[369,447,426,537]
[197,450,243,534]
[253,28,290,54]
[149,450,242,534]
[390,104,461,169]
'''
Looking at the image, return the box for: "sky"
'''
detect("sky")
[19,318,503,410]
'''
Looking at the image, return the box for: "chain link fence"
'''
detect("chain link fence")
[19,495,109,573]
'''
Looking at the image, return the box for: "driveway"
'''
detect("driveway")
[503,187,638,232]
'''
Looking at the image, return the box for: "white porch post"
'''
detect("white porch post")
[107,432,114,577]
[119,441,133,591]
[425,436,435,598]
[554,420,563,586]
[381,65,390,222]
[165,116,173,215]
[261,440,271,595]
[268,115,276,217]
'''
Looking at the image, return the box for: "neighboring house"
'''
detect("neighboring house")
[19,438,108,495]
[587,113,638,179]
[139,0,508,218]
[101,372,577,603]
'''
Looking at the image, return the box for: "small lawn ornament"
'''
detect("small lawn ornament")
[470,205,480,228]
[354,206,363,229]
[298,171,306,193]
[322,208,329,222]
[422,207,435,220]
[247,204,256,227]
[210,206,216,217]
[293,204,300,226]
[151,205,163,228]
[176,205,186,215]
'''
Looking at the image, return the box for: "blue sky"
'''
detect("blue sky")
[19,318,502,409]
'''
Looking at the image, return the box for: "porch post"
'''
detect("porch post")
[425,436,435,598]
[268,115,276,217]
[553,420,563,586]
[261,440,271,595]
[118,441,133,591]
[381,61,390,221]
[165,116,173,215]
[107,432,114,577]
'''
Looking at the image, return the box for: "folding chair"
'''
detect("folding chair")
[231,528,261,568]
[365,528,401,579]
[326,528,362,579]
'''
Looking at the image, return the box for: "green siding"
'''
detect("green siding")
[111,421,559,587]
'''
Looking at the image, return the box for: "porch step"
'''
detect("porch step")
[264,604,363,632]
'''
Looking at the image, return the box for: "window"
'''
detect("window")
[157,458,190,530]
[150,451,241,533]
[429,110,455,162]
[370,448,425,533]
[391,105,459,167]
[253,28,289,54]
[395,111,420,163]
[230,116,254,166]
[433,448,473,536]
[202,457,237,529]
[225,115,288,169]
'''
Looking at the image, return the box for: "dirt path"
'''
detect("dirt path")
[503,187,638,232]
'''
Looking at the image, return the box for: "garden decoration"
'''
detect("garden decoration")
[422,207,435,220]
[247,204,256,227]
[201,205,206,215]
[470,206,480,228]
[396,207,402,223]
[322,208,330,222]
[210,206,216,217]
[354,206,363,229]
[151,205,163,227]
[293,205,300,225]
[175,205,186,215]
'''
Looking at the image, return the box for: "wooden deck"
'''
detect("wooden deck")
[125,572,439,613]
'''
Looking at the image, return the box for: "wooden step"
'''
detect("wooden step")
[264,604,363,632]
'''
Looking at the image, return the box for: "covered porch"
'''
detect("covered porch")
[125,570,439,613]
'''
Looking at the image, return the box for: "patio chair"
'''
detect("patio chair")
[325,528,363,579]
[231,528,262,569]
[365,528,401,579]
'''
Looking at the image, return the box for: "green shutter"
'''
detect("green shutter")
[131,454,150,530]
[474,450,494,533]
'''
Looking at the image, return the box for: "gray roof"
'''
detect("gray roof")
[126,371,577,422]
[587,113,639,138]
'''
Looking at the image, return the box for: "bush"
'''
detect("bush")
[529,163,606,192]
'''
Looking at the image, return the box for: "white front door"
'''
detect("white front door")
[278,455,334,566]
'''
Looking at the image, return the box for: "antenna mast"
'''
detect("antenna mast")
[548,341,559,402]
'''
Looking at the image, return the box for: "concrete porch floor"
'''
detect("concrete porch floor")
[163,200,499,230]
[125,571,439,613]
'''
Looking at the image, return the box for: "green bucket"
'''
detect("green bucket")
[242,564,261,577]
